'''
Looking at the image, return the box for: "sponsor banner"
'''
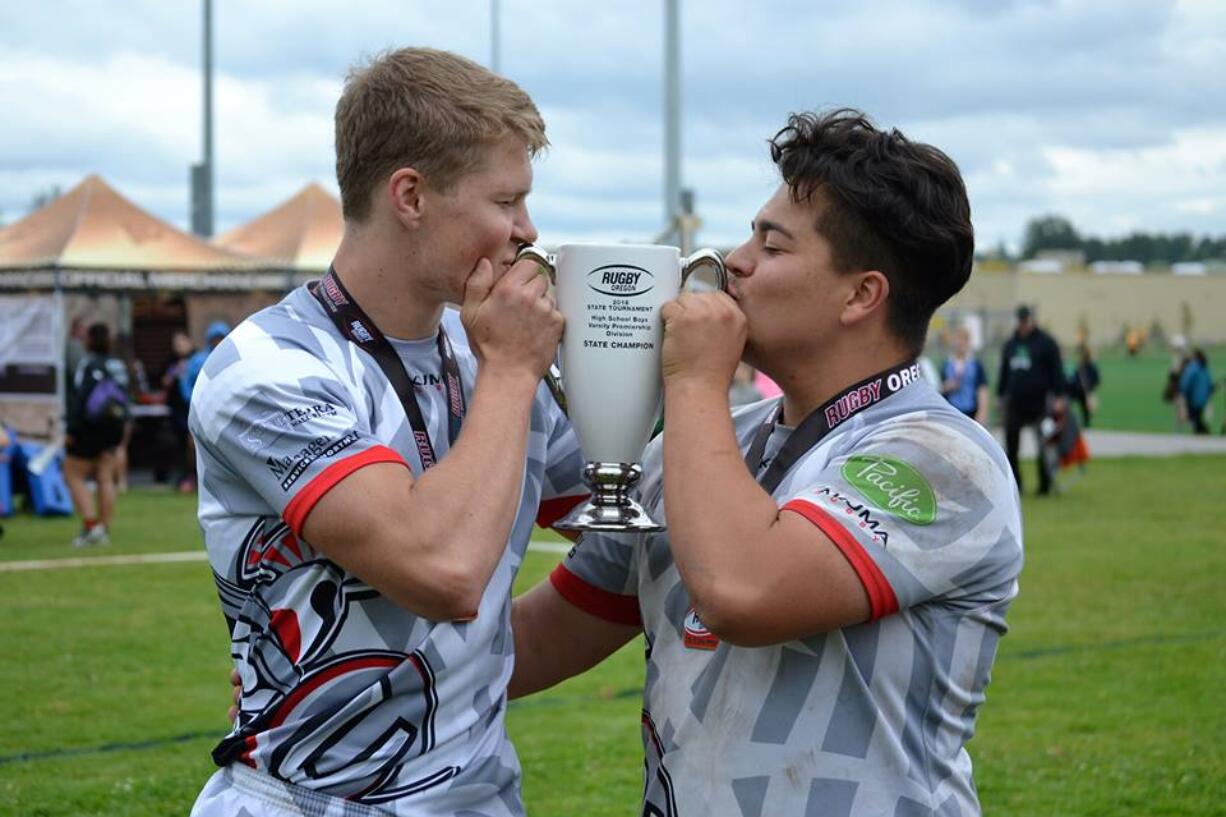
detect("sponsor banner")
[0,295,59,399]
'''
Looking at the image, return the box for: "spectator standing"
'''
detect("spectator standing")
[182,321,230,404]
[161,331,196,491]
[1067,344,1101,428]
[63,323,130,546]
[940,325,990,425]
[998,305,1065,495]
[1180,349,1215,434]
[728,362,764,406]
[177,321,229,492]
[1163,339,1190,431]
[63,316,87,411]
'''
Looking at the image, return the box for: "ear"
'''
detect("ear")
[839,269,889,327]
[387,167,426,229]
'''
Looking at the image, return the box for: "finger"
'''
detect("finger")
[661,300,683,324]
[463,258,495,306]
[506,256,550,287]
[228,705,239,724]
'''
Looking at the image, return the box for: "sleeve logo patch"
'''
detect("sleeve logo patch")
[841,454,937,525]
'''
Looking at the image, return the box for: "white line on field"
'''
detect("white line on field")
[0,540,572,573]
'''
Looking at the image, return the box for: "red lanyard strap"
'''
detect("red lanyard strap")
[309,267,464,470]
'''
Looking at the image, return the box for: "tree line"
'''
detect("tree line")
[1018,215,1226,265]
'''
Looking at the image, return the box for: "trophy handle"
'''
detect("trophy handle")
[681,248,727,293]
[545,362,568,416]
[515,245,567,414]
[516,243,557,284]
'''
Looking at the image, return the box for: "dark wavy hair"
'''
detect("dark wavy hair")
[769,108,974,354]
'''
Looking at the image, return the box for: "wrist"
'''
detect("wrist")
[475,362,543,396]
[664,375,730,406]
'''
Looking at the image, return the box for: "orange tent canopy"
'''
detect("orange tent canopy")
[214,182,342,272]
[0,174,255,271]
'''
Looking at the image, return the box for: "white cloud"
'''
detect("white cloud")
[1,0,1224,252]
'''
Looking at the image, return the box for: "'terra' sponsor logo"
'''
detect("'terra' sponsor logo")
[841,454,937,525]
[587,264,655,297]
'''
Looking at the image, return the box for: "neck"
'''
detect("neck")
[330,229,444,340]
[768,335,913,426]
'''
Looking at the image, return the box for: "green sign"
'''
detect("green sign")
[841,455,937,525]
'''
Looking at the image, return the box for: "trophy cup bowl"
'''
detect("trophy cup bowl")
[517,242,727,532]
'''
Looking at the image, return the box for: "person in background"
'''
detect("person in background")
[182,321,231,405]
[63,323,130,547]
[997,304,1065,496]
[1180,348,1214,434]
[1067,344,1101,428]
[63,316,88,411]
[728,361,764,406]
[111,334,143,494]
[161,331,196,492]
[940,324,990,426]
[1163,338,1190,431]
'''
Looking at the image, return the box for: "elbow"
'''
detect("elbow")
[688,584,775,649]
[385,559,486,622]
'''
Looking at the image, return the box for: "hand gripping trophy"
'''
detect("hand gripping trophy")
[518,243,726,532]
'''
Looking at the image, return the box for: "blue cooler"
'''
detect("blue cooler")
[19,443,73,517]
[0,430,15,517]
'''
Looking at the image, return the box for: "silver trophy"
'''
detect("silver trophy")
[518,242,727,531]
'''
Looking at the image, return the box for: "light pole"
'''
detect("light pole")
[191,0,214,237]
[663,0,681,246]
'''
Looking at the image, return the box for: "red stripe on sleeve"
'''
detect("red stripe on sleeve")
[282,445,408,537]
[536,494,588,529]
[549,563,642,627]
[782,499,900,621]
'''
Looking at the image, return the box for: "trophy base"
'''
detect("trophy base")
[554,462,665,533]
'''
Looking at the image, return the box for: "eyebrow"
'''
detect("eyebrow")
[753,219,795,241]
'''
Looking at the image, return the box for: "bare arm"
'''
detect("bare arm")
[975,384,990,426]
[659,293,870,646]
[302,258,563,621]
[509,579,639,699]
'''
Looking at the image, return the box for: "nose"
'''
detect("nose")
[725,240,752,279]
[513,203,538,246]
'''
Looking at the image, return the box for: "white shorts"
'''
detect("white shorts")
[191,765,388,817]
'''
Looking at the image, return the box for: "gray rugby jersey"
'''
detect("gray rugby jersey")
[554,381,1022,817]
[189,286,585,816]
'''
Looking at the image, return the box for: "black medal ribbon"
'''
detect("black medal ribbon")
[745,359,922,494]
[309,266,464,471]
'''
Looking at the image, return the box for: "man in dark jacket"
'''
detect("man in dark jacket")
[998,305,1065,495]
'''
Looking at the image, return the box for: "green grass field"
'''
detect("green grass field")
[1,458,1224,816]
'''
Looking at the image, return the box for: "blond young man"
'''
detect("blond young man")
[190,48,586,817]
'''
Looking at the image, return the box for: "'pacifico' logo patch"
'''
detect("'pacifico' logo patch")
[587,264,655,297]
[841,454,937,525]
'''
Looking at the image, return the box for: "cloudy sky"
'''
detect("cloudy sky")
[2,0,1223,252]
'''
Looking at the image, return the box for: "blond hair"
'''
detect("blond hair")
[335,47,548,221]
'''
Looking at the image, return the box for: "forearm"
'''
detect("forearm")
[405,367,538,590]
[508,581,637,699]
[662,379,783,622]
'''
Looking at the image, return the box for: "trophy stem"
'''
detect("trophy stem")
[555,462,665,532]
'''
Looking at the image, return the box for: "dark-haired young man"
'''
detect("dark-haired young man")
[511,109,1023,816]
